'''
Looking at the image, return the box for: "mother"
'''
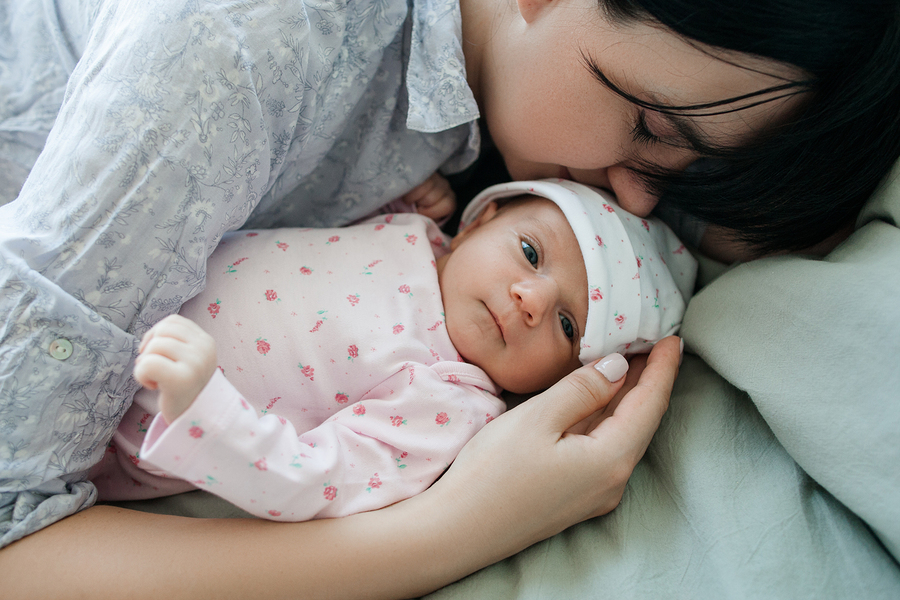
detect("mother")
[2,0,899,596]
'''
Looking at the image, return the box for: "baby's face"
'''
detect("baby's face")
[437,197,588,393]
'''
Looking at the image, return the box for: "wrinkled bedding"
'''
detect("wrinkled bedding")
[117,160,900,599]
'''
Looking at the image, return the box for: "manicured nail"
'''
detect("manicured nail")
[595,353,628,382]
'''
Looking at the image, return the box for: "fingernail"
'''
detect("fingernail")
[679,338,685,366]
[595,353,628,382]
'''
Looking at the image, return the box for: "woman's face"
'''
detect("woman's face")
[472,0,805,217]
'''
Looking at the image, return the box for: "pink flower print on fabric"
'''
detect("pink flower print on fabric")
[405,233,417,245]
[268,509,282,517]
[347,345,359,361]
[447,374,460,384]
[309,310,327,332]
[335,392,349,404]
[366,474,382,492]
[188,423,204,439]
[300,266,313,275]
[641,219,650,232]
[253,458,268,471]
[590,288,603,302]
[261,397,281,414]
[427,320,443,331]
[347,294,360,306]
[398,284,412,297]
[225,257,248,274]
[361,260,382,275]
[323,483,338,501]
[595,235,605,248]
[256,338,270,355]
[353,404,366,416]
[265,289,278,302]
[326,235,340,245]
[375,223,386,231]
[602,203,615,213]
[614,313,626,329]
[298,363,315,380]
[207,299,221,318]
[246,232,258,237]
[485,413,495,424]
[395,452,408,469]
[390,415,407,427]
[385,215,394,224]
[673,244,686,255]
[435,412,450,427]
[393,323,404,335]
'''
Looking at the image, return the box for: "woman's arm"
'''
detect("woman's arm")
[0,338,680,600]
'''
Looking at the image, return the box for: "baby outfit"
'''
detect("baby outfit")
[92,214,505,521]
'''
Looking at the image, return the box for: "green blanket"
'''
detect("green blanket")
[113,161,900,598]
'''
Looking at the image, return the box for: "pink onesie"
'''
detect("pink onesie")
[91,214,506,521]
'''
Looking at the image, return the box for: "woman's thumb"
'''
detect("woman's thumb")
[536,354,629,432]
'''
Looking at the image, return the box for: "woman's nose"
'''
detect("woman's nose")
[510,279,554,326]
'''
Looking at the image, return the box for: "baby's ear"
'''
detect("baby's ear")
[450,201,499,250]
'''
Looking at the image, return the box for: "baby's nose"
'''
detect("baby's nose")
[511,279,555,326]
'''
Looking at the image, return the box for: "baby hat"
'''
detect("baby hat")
[459,179,698,363]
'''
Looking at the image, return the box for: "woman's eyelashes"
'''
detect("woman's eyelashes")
[631,110,662,146]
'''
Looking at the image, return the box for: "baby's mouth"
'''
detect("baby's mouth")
[486,304,505,342]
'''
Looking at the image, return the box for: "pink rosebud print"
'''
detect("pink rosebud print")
[435,412,450,426]
[615,313,626,328]
[673,244,686,255]
[335,392,349,404]
[327,235,340,244]
[447,374,460,384]
[400,451,408,459]
[368,474,382,490]
[595,235,604,247]
[246,232,258,237]
[398,284,411,296]
[393,323,404,335]
[485,413,495,424]
[405,233,417,245]
[636,256,643,268]
[348,344,358,360]
[323,484,338,501]
[353,404,366,416]
[310,320,324,332]
[207,299,221,318]
[276,241,288,251]
[347,294,360,306]
[254,458,268,471]
[375,223,385,231]
[641,219,650,231]
[590,288,603,302]
[129,454,140,466]
[265,289,278,301]
[300,266,313,275]
[385,215,394,224]
[268,510,282,517]
[256,338,270,355]
[188,425,204,439]
[427,320,443,331]
[299,364,315,380]
[390,415,406,427]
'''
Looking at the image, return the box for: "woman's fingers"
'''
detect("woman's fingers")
[592,336,681,456]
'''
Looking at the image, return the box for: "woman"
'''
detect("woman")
[1,0,898,595]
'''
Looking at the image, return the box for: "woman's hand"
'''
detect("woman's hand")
[428,336,682,552]
[134,315,218,424]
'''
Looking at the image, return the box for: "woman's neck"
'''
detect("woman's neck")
[459,0,509,109]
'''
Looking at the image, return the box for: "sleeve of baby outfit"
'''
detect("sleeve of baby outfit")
[140,367,504,521]
[0,0,312,547]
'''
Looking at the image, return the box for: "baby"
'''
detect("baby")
[91,180,697,521]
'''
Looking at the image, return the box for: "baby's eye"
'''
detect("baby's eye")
[521,241,539,267]
[559,314,575,339]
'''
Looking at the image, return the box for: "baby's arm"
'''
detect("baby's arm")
[398,172,457,221]
[133,315,218,424]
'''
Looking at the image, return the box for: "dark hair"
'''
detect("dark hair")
[599,0,900,255]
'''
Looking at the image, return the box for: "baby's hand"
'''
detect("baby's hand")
[399,172,457,222]
[134,315,217,424]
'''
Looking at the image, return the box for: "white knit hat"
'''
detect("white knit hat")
[460,179,698,364]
